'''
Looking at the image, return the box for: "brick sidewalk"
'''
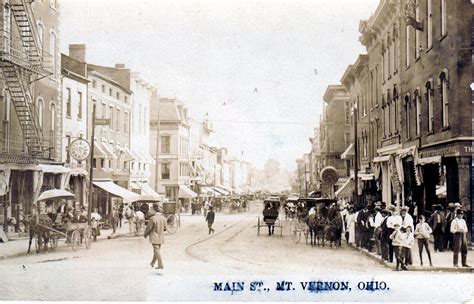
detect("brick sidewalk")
[350,240,473,273]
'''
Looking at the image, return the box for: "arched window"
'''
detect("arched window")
[49,31,57,78]
[50,102,56,151]
[414,89,421,136]
[425,81,434,132]
[439,71,449,127]
[37,22,44,52]
[404,95,411,139]
[37,98,44,128]
[393,85,398,134]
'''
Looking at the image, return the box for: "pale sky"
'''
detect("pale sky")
[59,0,380,171]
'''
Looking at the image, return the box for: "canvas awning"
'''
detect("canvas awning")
[137,182,163,201]
[92,180,140,203]
[201,186,221,196]
[178,185,197,198]
[335,177,354,198]
[341,143,354,159]
[101,142,117,160]
[93,141,107,159]
[373,155,391,163]
[417,156,442,165]
[118,145,135,162]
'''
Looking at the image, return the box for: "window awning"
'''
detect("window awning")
[417,156,442,165]
[335,177,354,198]
[137,182,163,201]
[92,180,140,203]
[118,145,135,162]
[101,142,117,160]
[93,141,107,159]
[201,186,221,196]
[341,143,354,159]
[373,155,391,163]
[178,185,197,198]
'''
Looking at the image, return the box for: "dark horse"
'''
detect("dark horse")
[306,204,328,247]
[25,214,53,254]
[324,205,343,249]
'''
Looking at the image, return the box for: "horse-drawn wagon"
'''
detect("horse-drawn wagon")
[27,189,93,253]
[257,198,283,236]
[289,198,341,247]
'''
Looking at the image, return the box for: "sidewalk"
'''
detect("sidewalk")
[0,222,135,260]
[350,241,474,273]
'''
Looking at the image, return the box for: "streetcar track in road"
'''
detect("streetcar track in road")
[184,218,245,262]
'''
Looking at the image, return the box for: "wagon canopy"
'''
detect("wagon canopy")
[36,189,76,202]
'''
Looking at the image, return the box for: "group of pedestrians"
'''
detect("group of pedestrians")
[345,201,470,270]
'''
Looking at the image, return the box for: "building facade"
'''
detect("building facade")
[0,0,63,233]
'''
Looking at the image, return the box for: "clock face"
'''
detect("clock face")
[69,138,91,161]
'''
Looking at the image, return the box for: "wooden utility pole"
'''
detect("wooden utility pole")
[87,106,96,225]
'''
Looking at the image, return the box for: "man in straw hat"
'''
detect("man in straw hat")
[450,209,470,267]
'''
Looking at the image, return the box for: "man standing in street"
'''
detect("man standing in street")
[450,209,470,267]
[144,204,167,270]
[206,206,215,234]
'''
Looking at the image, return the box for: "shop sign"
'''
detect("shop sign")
[419,145,461,158]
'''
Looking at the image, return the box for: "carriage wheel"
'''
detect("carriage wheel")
[166,214,178,234]
[289,220,301,244]
[84,227,92,249]
[71,230,81,251]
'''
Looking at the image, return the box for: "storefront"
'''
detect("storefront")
[92,180,140,217]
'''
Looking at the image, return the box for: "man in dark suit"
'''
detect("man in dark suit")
[428,204,446,252]
[144,204,167,269]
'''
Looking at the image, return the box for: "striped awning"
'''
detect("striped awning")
[341,143,354,159]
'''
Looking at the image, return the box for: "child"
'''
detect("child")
[206,206,215,235]
[400,226,414,269]
[414,215,433,266]
[390,223,407,271]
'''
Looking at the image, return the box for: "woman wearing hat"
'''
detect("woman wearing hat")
[450,209,470,267]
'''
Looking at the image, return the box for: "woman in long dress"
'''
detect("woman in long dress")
[346,207,356,244]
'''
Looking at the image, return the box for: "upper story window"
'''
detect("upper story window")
[77,91,83,119]
[404,95,411,139]
[37,22,44,52]
[161,163,170,180]
[124,95,128,103]
[344,102,350,124]
[426,0,433,49]
[440,0,447,36]
[49,31,57,78]
[116,92,120,100]
[37,98,44,128]
[65,88,71,117]
[414,90,421,136]
[161,135,170,154]
[101,85,105,93]
[439,71,449,128]
[92,80,97,89]
[426,81,434,132]
[109,88,113,97]
[405,25,410,68]
[415,0,421,59]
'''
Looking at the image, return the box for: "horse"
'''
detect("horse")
[25,214,53,254]
[306,204,329,247]
[324,205,343,249]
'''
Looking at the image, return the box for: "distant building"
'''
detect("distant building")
[150,97,196,203]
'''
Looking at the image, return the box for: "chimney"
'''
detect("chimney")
[69,44,86,62]
[115,63,125,68]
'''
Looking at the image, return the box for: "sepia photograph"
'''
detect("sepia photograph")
[0,0,473,302]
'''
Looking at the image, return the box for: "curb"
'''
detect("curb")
[349,244,474,273]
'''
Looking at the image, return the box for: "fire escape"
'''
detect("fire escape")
[0,0,52,159]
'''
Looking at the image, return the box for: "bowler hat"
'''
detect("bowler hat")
[456,209,464,215]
